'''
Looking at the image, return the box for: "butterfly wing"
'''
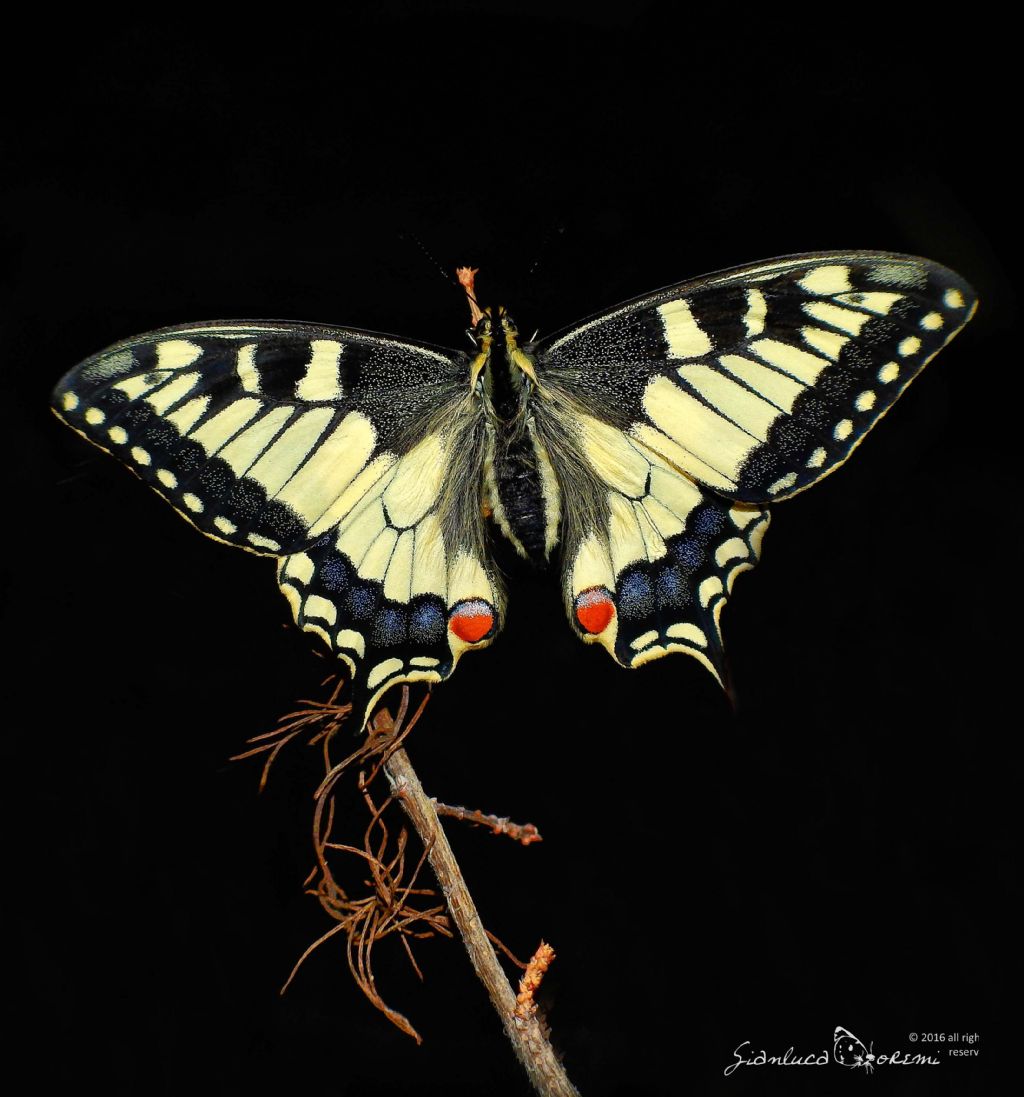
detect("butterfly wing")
[530,397,768,681]
[52,321,503,724]
[534,252,976,502]
[530,252,976,678]
[833,1026,872,1069]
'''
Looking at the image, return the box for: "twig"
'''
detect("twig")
[433,800,543,846]
[241,680,579,1094]
[382,717,580,1097]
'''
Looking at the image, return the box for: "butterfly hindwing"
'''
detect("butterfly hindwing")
[532,400,769,682]
[276,426,505,721]
[52,320,504,724]
[533,252,976,504]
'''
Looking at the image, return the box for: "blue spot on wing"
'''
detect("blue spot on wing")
[618,570,654,620]
[372,606,407,647]
[409,599,447,644]
[692,506,725,537]
[655,565,688,607]
[346,584,377,621]
[672,538,703,570]
[319,554,350,593]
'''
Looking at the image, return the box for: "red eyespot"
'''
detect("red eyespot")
[448,599,496,643]
[574,587,615,634]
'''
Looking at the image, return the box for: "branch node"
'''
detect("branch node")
[515,941,557,1021]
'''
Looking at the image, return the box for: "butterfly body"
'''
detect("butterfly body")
[51,252,976,726]
[474,308,560,564]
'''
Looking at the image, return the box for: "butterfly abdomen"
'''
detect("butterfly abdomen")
[485,426,556,562]
[479,317,562,562]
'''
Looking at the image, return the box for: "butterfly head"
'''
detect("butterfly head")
[469,306,540,424]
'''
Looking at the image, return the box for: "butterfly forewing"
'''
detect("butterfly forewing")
[533,252,977,503]
[52,321,504,723]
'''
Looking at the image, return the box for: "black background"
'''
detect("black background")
[4,4,1015,1095]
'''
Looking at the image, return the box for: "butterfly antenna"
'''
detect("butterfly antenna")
[526,220,566,280]
[397,231,459,287]
[514,220,567,317]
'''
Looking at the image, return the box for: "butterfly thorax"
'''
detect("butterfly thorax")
[478,307,530,423]
[475,308,562,564]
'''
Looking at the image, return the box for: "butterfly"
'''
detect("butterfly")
[51,252,976,727]
[834,1025,877,1073]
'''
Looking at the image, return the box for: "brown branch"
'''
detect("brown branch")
[382,712,580,1097]
[433,800,543,846]
[238,680,579,1095]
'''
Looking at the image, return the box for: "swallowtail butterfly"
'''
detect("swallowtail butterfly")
[51,253,976,726]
